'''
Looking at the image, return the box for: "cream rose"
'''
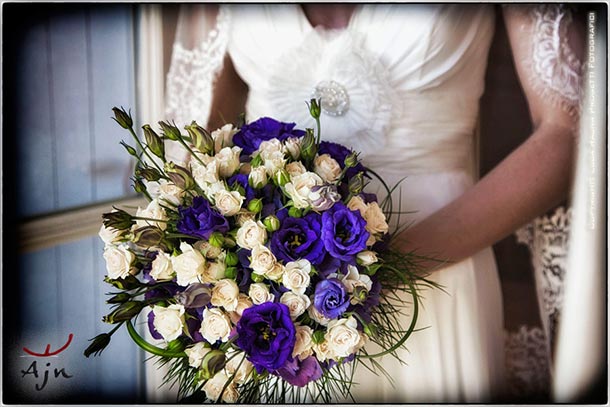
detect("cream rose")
[364,202,389,235]
[356,250,378,267]
[99,224,122,245]
[284,171,323,209]
[158,181,184,207]
[195,241,223,260]
[200,308,232,343]
[172,242,206,286]
[152,304,185,342]
[280,292,311,320]
[192,159,219,189]
[203,371,239,403]
[135,199,167,230]
[211,279,240,312]
[236,219,268,250]
[150,251,175,281]
[285,161,307,178]
[282,259,311,295]
[248,283,275,305]
[225,352,254,384]
[292,325,314,360]
[215,146,242,178]
[249,244,277,276]
[347,195,368,214]
[333,265,372,294]
[184,342,211,368]
[103,244,135,280]
[235,209,257,226]
[263,150,287,176]
[312,340,332,362]
[211,123,237,152]
[325,317,366,359]
[201,261,226,283]
[307,304,331,326]
[257,138,285,158]
[284,136,302,160]
[229,294,254,324]
[248,166,268,189]
[314,153,342,183]
[214,189,244,216]
[265,263,285,282]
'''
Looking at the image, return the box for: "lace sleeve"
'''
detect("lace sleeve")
[503,5,584,122]
[165,4,231,127]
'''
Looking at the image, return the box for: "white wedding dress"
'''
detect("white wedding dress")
[166,4,505,402]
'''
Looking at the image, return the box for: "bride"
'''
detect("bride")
[164,3,584,403]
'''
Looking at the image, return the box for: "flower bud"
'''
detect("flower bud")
[106,292,131,304]
[83,333,111,357]
[352,286,368,304]
[120,141,138,157]
[103,209,135,231]
[300,128,317,162]
[262,215,280,232]
[274,169,290,187]
[164,162,195,190]
[133,178,148,195]
[288,207,302,218]
[250,154,263,168]
[312,330,325,344]
[185,121,214,155]
[142,124,165,159]
[223,235,237,248]
[104,275,141,290]
[102,301,144,324]
[135,166,162,182]
[224,266,238,280]
[348,172,365,195]
[251,273,265,283]
[344,152,359,169]
[209,232,225,248]
[363,323,378,339]
[158,120,182,141]
[133,226,165,248]
[198,350,226,380]
[112,107,133,129]
[225,252,239,267]
[176,283,211,308]
[247,198,263,214]
[308,98,321,119]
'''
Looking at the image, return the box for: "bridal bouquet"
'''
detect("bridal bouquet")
[86,102,431,403]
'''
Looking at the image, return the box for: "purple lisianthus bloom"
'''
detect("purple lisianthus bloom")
[227,173,257,202]
[147,310,163,340]
[270,212,326,265]
[321,202,369,261]
[318,141,366,179]
[233,117,305,155]
[176,196,229,240]
[313,278,349,319]
[236,302,296,373]
[276,356,323,387]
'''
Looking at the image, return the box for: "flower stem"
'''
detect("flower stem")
[176,135,206,166]
[126,319,187,358]
[127,127,165,173]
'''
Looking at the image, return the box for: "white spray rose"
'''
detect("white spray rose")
[347,195,368,214]
[184,342,211,368]
[150,251,175,281]
[280,292,311,320]
[236,219,268,250]
[314,153,342,183]
[284,172,323,209]
[152,304,185,342]
[248,283,275,305]
[135,199,167,230]
[248,166,268,189]
[158,181,184,207]
[307,305,331,326]
[263,150,287,177]
[99,224,122,245]
[225,352,254,384]
[265,263,285,282]
[292,325,314,360]
[214,189,244,216]
[249,244,277,276]
[103,244,135,279]
[285,161,307,178]
[211,279,240,312]
[195,241,223,260]
[364,202,389,235]
[172,242,206,286]
[356,250,378,266]
[284,137,302,160]
[235,209,257,227]
[211,123,237,152]
[257,138,285,158]
[229,294,254,324]
[201,261,226,283]
[282,259,311,294]
[312,340,332,362]
[202,180,227,202]
[192,159,219,190]
[203,372,239,403]
[215,146,242,178]
[325,317,366,359]
[200,308,232,343]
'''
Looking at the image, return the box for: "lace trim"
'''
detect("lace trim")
[165,6,231,127]
[515,206,571,350]
[528,5,583,117]
[504,325,551,400]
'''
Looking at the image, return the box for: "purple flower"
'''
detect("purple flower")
[175,283,211,308]
[176,196,229,240]
[233,117,305,155]
[318,141,366,179]
[270,212,326,265]
[321,202,369,261]
[313,278,349,319]
[236,302,296,373]
[276,356,323,387]
[147,311,163,340]
[310,184,341,211]
[227,173,256,202]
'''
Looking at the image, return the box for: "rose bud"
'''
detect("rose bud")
[158,120,182,141]
[250,153,263,168]
[112,106,133,129]
[135,166,162,182]
[83,333,111,358]
[247,198,263,214]
[176,283,212,308]
[308,98,322,119]
[363,323,378,339]
[273,168,290,187]
[164,162,195,190]
[103,209,134,231]
[300,128,317,162]
[262,215,280,232]
[142,124,165,159]
[208,232,225,248]
[288,207,302,218]
[224,267,238,280]
[198,350,227,381]
[102,301,144,324]
[185,121,214,155]
[225,252,239,267]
